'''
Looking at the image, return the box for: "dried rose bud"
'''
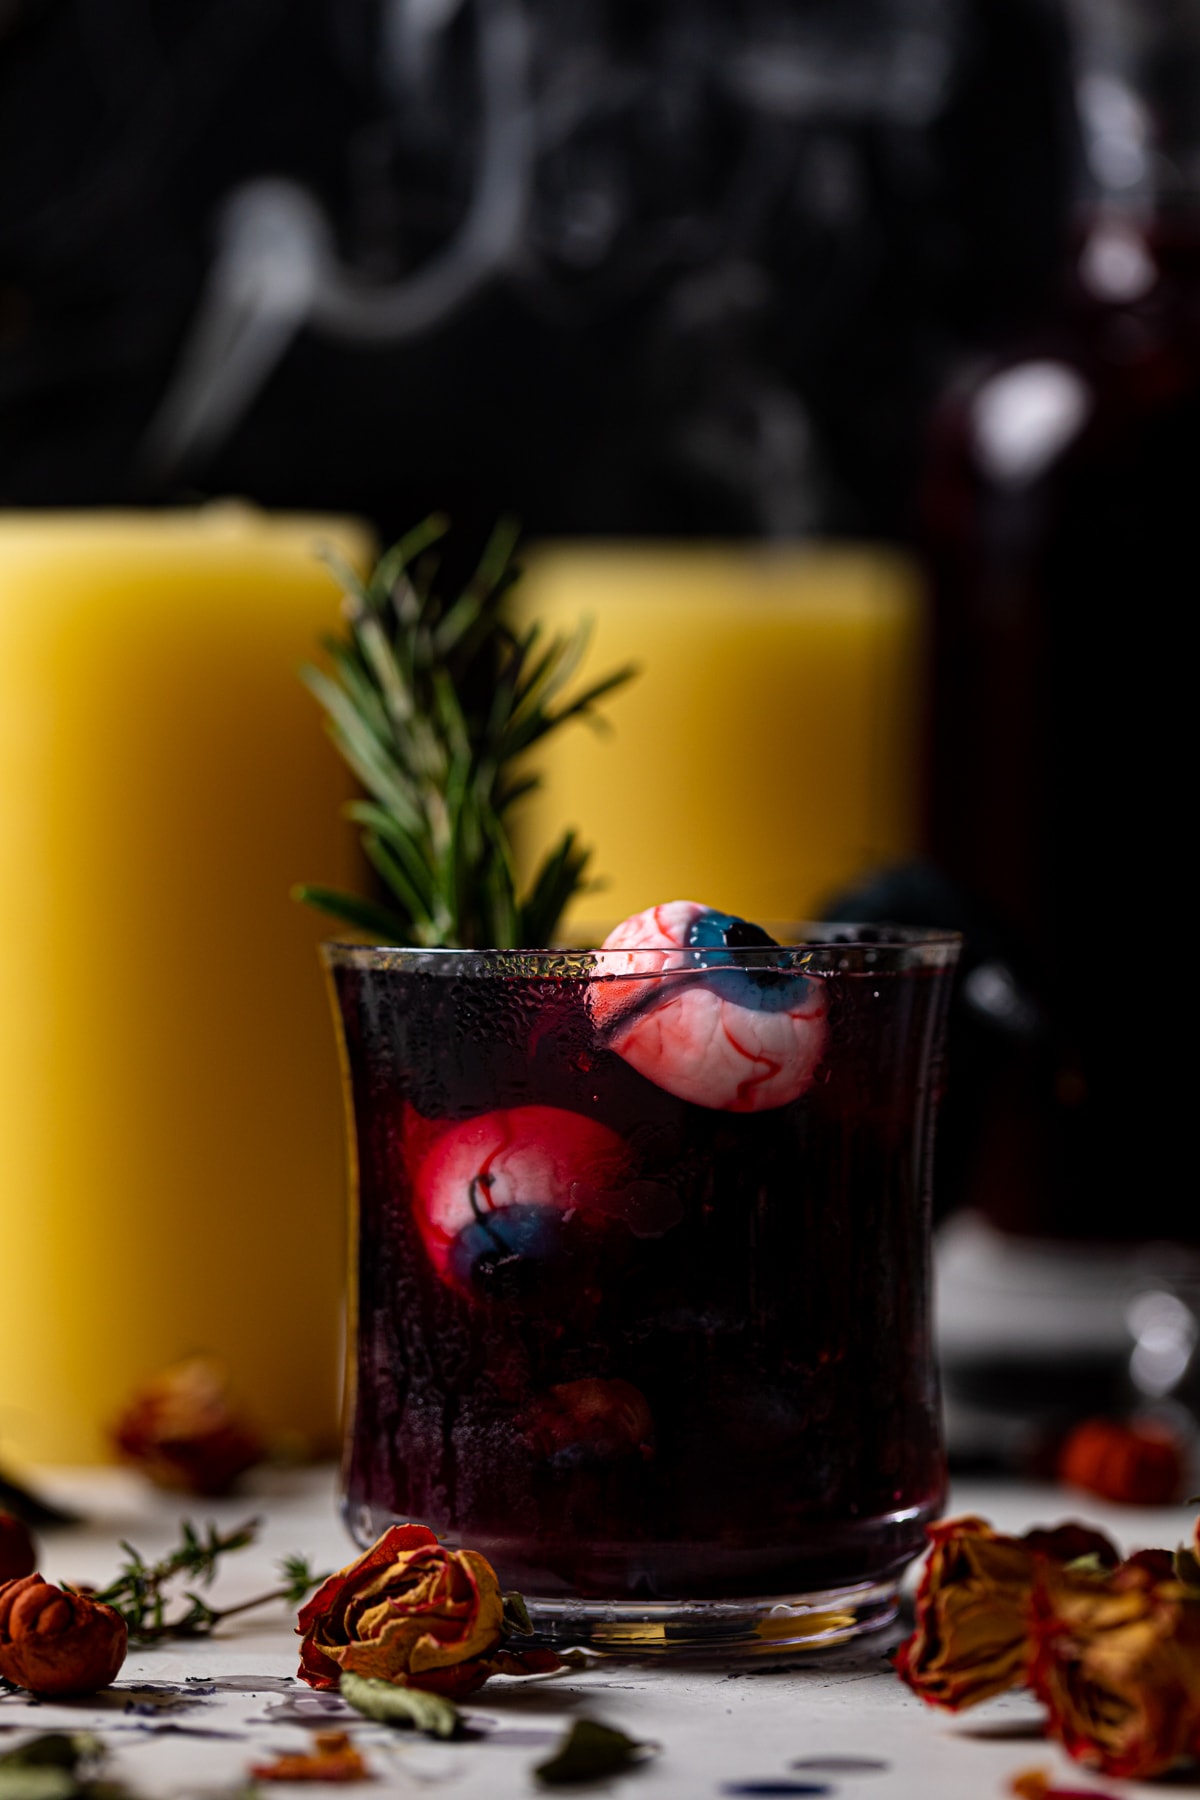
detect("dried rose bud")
[1032,1557,1200,1778]
[1057,1417,1186,1506]
[0,1574,127,1696]
[0,1512,36,1583]
[112,1354,264,1495]
[297,1524,504,1698]
[894,1515,1119,1711]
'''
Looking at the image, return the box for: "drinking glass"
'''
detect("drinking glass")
[325,925,959,1652]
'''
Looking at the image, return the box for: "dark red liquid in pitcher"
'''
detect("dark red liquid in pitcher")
[332,938,951,1601]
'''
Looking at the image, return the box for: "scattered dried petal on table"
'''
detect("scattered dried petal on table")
[250,1730,372,1782]
[1010,1767,1113,1799]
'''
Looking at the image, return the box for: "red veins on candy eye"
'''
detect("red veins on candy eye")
[400,1103,632,1282]
[589,901,829,1112]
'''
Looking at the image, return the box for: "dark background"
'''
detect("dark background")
[0,0,1071,540]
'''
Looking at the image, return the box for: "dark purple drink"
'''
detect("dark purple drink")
[326,919,957,1650]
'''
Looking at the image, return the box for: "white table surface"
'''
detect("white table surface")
[2,1466,1195,1799]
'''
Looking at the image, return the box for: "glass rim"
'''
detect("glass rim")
[321,922,961,978]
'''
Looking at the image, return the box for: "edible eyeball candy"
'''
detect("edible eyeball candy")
[402,1103,632,1293]
[587,901,828,1112]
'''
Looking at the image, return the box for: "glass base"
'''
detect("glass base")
[523,1579,899,1657]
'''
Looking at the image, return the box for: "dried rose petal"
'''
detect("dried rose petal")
[251,1730,372,1783]
[1011,1769,1113,1800]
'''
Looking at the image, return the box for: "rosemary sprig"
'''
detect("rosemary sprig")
[295,515,635,949]
[89,1519,327,1643]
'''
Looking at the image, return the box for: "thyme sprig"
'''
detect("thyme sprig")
[295,515,635,949]
[89,1519,327,1644]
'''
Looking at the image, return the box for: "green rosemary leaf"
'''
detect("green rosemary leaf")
[315,640,391,744]
[520,832,592,948]
[504,663,637,760]
[301,665,422,829]
[291,885,412,944]
[512,623,589,724]
[338,1673,461,1739]
[460,514,521,612]
[494,771,541,814]
[362,833,433,928]
[430,666,471,768]
[298,518,633,948]
[534,1719,656,1785]
[345,803,438,910]
[367,514,450,612]
[316,546,370,607]
[354,613,414,730]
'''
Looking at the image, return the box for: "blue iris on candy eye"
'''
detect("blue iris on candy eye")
[684,909,778,951]
[447,1203,581,1296]
[680,910,808,1014]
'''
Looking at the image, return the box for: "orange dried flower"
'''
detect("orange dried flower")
[297,1524,505,1699]
[0,1573,127,1696]
[251,1730,372,1783]
[895,1516,1118,1711]
[112,1354,264,1496]
[1031,1558,1200,1779]
[1057,1418,1186,1507]
[1010,1769,1111,1799]
[0,1512,36,1583]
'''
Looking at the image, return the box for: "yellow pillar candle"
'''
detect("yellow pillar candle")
[511,543,926,931]
[0,505,372,1466]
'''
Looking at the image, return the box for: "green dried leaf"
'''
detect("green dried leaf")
[1064,1552,1108,1576]
[0,1733,111,1800]
[338,1672,461,1739]
[534,1718,655,1785]
[0,1769,79,1800]
[1174,1544,1200,1589]
[502,1591,534,1636]
[0,1736,96,1773]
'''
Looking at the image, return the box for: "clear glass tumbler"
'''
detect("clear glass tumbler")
[325,925,960,1653]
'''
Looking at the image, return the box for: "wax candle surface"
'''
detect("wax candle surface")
[510,544,925,930]
[0,506,371,1465]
